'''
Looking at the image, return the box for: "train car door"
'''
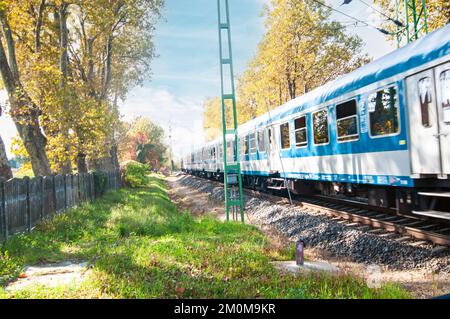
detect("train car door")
[406,64,450,176]
[267,125,280,174]
[434,62,450,175]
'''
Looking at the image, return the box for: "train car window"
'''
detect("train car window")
[313,109,329,145]
[244,136,249,155]
[226,141,234,162]
[218,144,223,162]
[239,138,245,160]
[280,122,290,149]
[418,77,432,127]
[258,130,266,152]
[440,69,450,123]
[368,86,399,137]
[249,132,257,154]
[336,100,359,142]
[294,116,308,147]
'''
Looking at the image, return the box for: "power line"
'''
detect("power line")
[310,0,393,35]
[357,0,404,27]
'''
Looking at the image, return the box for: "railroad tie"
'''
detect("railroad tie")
[346,222,360,227]
[379,232,397,238]
[395,236,411,242]
[368,229,384,234]
[409,241,428,247]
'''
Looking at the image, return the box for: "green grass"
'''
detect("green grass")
[0,175,410,299]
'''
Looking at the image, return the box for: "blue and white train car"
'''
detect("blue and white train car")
[182,24,450,218]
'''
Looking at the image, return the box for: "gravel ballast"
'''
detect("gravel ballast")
[177,174,450,273]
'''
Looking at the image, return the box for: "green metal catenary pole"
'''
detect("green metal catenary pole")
[217,0,245,223]
[398,0,429,45]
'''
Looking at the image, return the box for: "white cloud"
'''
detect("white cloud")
[119,86,206,159]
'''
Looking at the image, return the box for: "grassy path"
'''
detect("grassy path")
[0,175,409,298]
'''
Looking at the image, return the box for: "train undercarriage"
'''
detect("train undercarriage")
[182,169,450,220]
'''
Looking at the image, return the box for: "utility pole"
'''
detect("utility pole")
[169,120,174,173]
[396,0,429,45]
[217,0,245,223]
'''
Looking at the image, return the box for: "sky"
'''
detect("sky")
[0,0,396,160]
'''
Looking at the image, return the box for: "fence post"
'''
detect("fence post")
[25,177,31,233]
[52,175,57,214]
[0,179,6,241]
[64,174,68,209]
[40,177,44,219]
[70,174,74,207]
[1,179,8,241]
[90,173,94,201]
[77,174,81,203]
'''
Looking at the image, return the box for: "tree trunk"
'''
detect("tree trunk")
[110,144,119,171]
[101,35,113,100]
[0,65,51,179]
[14,117,52,177]
[0,134,13,180]
[35,0,46,52]
[77,153,88,173]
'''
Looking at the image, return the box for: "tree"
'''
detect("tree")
[202,97,236,142]
[68,0,163,172]
[121,117,167,170]
[0,0,163,175]
[0,0,52,176]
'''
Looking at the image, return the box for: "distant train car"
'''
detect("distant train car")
[182,24,450,219]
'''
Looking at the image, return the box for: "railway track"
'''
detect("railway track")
[289,194,450,247]
[185,173,450,248]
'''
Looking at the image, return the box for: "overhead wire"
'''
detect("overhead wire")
[357,0,404,27]
[309,0,394,35]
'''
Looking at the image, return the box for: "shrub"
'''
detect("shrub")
[123,161,148,188]
[0,251,22,285]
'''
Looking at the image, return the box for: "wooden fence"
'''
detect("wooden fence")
[0,170,121,242]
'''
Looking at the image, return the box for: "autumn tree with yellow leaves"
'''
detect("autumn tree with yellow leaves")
[0,0,163,179]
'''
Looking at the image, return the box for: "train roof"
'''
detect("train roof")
[239,23,450,132]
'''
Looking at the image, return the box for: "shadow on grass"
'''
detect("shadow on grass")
[0,178,190,285]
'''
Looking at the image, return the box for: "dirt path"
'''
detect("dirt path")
[166,174,450,299]
[6,261,91,293]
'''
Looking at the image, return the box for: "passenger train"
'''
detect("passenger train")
[182,24,450,219]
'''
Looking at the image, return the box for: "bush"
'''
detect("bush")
[0,251,22,285]
[123,161,148,188]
